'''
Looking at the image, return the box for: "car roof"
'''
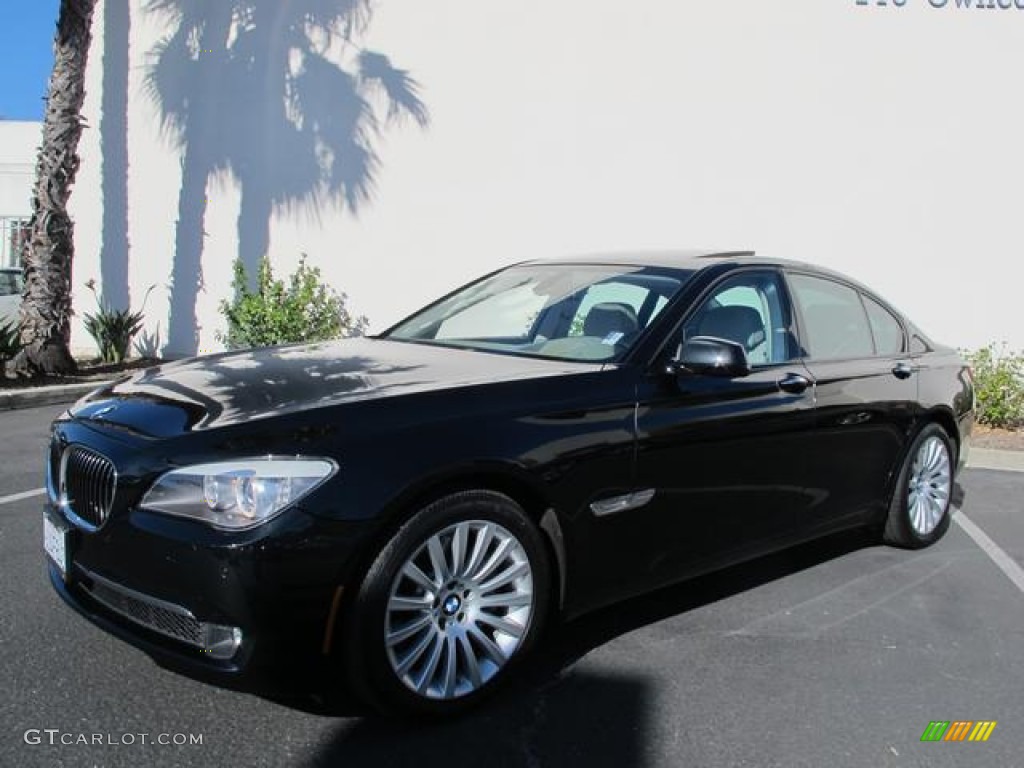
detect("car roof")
[519,250,825,272]
[517,250,897,302]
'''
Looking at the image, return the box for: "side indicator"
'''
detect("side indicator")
[590,489,656,518]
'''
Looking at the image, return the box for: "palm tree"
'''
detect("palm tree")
[146,0,427,356]
[224,1,428,276]
[16,0,98,375]
[145,0,236,355]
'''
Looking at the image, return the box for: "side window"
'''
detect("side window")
[682,271,796,366]
[788,274,873,360]
[863,295,905,356]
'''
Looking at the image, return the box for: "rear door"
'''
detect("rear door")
[785,271,919,532]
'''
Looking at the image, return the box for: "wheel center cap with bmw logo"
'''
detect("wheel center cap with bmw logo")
[442,595,461,616]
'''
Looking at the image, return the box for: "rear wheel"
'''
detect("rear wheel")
[882,423,954,549]
[345,491,551,716]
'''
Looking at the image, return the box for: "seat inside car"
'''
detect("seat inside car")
[583,302,639,340]
[695,305,767,353]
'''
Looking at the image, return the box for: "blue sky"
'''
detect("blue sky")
[1,0,60,120]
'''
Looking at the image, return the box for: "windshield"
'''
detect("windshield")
[384,263,691,363]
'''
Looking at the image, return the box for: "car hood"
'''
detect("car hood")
[71,338,598,437]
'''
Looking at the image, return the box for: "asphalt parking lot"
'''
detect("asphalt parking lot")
[1,403,1022,768]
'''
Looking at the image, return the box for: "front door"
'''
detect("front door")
[584,269,818,607]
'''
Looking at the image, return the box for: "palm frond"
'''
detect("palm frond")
[358,50,429,127]
[144,0,212,29]
[144,31,193,141]
[292,50,380,211]
[297,0,373,40]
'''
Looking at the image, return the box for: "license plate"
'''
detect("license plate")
[43,513,69,579]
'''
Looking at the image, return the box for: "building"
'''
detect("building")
[71,0,1024,358]
[0,121,37,269]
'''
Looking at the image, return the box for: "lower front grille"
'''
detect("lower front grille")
[76,568,243,660]
[80,568,204,648]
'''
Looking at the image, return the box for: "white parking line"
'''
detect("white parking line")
[954,510,1024,594]
[0,488,45,507]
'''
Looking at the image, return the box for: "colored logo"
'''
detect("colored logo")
[921,721,997,742]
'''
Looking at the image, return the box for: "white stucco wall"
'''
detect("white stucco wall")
[0,121,38,213]
[71,0,1024,358]
[0,121,38,267]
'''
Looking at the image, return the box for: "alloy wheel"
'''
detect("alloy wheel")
[384,520,535,700]
[906,435,952,536]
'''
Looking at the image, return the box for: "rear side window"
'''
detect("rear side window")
[788,274,874,360]
[863,295,905,356]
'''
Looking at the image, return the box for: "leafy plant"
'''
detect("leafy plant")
[217,256,368,350]
[0,319,21,363]
[82,279,155,364]
[965,343,1024,429]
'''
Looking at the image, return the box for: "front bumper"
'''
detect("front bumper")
[46,495,369,694]
[43,421,373,696]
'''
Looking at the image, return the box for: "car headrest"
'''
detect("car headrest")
[695,305,766,351]
[583,302,639,339]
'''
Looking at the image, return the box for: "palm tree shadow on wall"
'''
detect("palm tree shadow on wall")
[99,0,131,310]
[144,0,428,357]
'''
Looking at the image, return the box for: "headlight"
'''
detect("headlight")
[139,458,335,530]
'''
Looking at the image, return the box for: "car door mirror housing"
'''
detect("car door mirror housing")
[675,336,752,378]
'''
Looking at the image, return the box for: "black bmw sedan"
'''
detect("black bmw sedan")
[43,251,974,715]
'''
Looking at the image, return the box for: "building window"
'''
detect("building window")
[0,217,30,268]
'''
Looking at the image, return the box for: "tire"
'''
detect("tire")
[344,490,551,716]
[882,423,955,549]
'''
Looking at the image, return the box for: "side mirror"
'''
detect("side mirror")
[675,336,751,378]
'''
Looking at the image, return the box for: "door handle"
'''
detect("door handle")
[778,373,811,394]
[892,362,916,380]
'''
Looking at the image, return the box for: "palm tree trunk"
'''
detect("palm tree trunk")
[165,142,210,357]
[237,180,273,290]
[157,5,233,357]
[16,0,97,376]
[99,0,131,311]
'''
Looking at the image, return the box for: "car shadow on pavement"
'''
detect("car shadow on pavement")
[302,528,877,768]
[306,670,652,768]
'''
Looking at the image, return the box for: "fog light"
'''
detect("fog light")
[201,623,243,660]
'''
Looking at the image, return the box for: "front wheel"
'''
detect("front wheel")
[883,423,955,549]
[345,491,551,716]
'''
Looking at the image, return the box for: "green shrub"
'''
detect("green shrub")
[965,343,1024,429]
[0,319,21,363]
[82,280,154,364]
[217,256,368,350]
